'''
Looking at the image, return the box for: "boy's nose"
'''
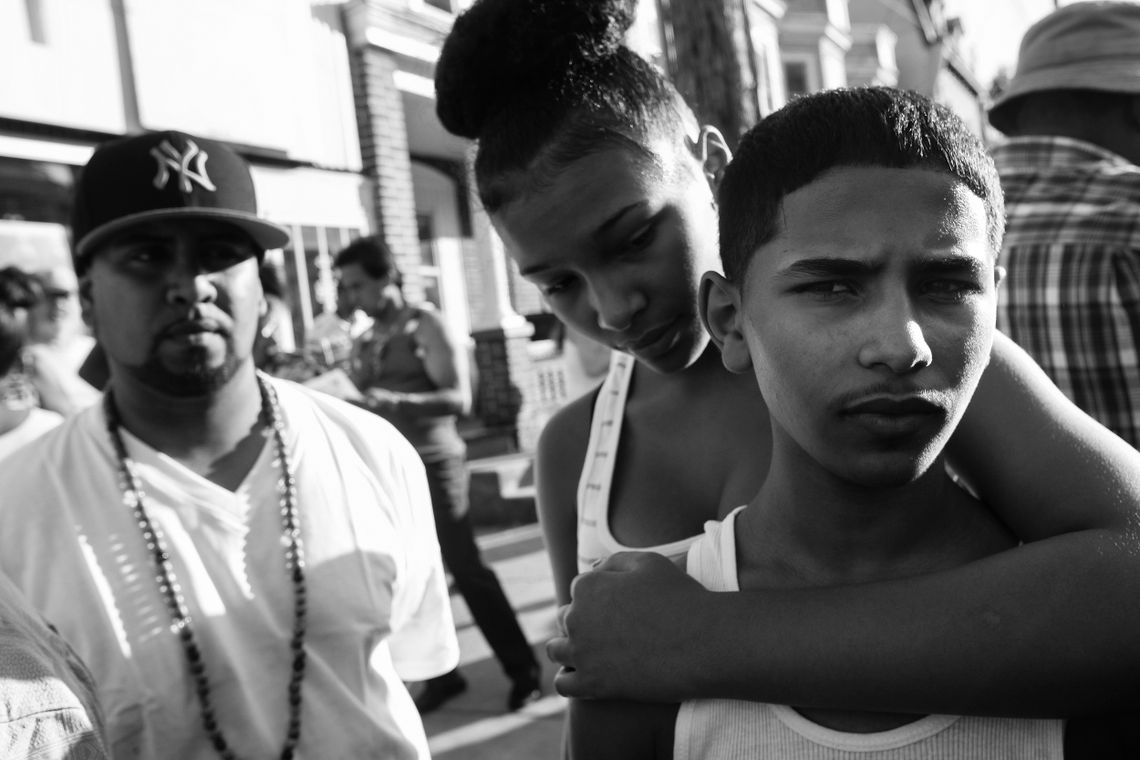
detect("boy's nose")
[857,301,932,374]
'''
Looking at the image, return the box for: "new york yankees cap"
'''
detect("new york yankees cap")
[70,130,290,267]
[989,1,1140,134]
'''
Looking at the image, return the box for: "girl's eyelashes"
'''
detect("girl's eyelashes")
[625,220,659,252]
[540,276,578,297]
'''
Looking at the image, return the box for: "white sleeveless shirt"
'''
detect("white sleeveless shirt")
[675,508,1065,759]
[575,354,700,573]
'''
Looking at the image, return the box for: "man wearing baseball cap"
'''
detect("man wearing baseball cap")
[989,0,1140,448]
[0,130,459,759]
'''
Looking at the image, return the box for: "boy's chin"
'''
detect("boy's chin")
[833,450,944,490]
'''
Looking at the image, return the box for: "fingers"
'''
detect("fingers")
[553,665,585,698]
[546,604,573,667]
[592,550,653,572]
[556,602,570,635]
[547,632,584,697]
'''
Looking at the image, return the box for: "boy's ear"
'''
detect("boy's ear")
[696,126,732,195]
[700,271,752,374]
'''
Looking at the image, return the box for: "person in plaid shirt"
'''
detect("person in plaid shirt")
[988,1,1140,448]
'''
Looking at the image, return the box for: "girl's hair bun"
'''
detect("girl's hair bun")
[436,0,638,139]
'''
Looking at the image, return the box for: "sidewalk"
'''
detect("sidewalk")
[420,522,567,759]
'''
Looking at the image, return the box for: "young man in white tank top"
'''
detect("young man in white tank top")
[568,87,1065,759]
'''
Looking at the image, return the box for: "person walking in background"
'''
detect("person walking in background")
[334,235,543,714]
[0,267,62,460]
[304,279,372,370]
[23,263,101,416]
[0,130,458,759]
[988,0,1140,447]
[252,259,297,371]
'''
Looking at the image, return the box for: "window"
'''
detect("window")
[417,214,442,310]
[784,61,810,98]
[279,224,364,343]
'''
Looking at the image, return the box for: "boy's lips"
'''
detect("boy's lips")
[841,394,948,436]
[842,396,944,416]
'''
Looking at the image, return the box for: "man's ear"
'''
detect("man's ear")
[78,273,95,329]
[696,125,732,196]
[700,271,752,374]
[994,264,1006,288]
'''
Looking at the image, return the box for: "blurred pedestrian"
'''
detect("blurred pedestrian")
[252,259,296,371]
[0,267,62,460]
[335,235,543,713]
[304,279,372,370]
[988,0,1140,447]
[0,130,458,759]
[24,263,101,416]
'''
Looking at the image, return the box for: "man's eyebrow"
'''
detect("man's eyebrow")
[113,232,166,245]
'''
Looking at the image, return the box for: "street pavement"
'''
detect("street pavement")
[417,522,568,759]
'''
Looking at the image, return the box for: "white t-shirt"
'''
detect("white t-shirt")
[0,407,63,461]
[0,378,458,760]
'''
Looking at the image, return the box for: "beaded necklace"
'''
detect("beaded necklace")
[104,373,307,760]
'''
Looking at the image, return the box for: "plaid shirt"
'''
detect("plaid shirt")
[992,136,1140,448]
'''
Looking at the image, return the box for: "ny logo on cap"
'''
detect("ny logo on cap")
[150,139,218,193]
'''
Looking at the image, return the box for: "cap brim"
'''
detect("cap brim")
[74,208,291,260]
[989,61,1140,133]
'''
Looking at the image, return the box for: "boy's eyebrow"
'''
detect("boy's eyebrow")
[777,254,988,278]
[777,258,881,278]
[913,254,988,276]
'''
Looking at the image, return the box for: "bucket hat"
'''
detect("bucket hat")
[988,1,1140,134]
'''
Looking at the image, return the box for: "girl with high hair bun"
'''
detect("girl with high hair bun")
[435,0,1140,735]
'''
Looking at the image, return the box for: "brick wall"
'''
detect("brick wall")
[471,322,536,446]
[349,45,426,305]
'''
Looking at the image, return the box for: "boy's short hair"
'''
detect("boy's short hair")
[717,87,1005,282]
